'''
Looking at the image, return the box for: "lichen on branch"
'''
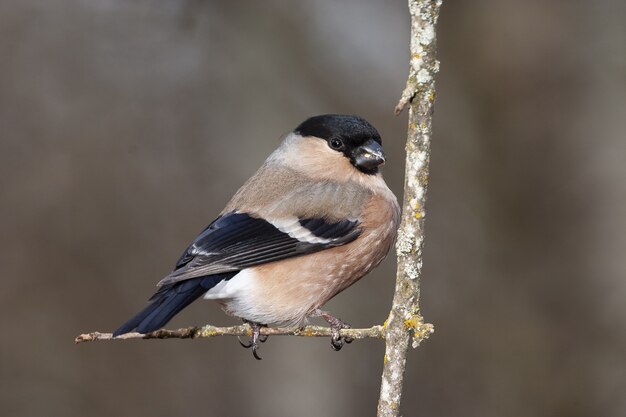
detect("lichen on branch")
[75,324,387,344]
[377,1,441,417]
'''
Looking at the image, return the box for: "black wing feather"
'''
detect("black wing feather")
[160,212,360,286]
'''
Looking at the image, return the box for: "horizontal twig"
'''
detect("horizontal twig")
[75,324,387,344]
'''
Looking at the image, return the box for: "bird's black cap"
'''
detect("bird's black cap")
[294,114,382,145]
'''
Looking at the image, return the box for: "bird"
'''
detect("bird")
[113,114,400,359]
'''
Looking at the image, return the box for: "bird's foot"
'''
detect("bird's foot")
[238,321,267,360]
[312,309,353,351]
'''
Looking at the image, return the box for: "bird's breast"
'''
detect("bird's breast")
[212,191,400,326]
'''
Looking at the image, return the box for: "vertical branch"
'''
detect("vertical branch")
[377,1,441,417]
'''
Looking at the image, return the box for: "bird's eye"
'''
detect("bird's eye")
[329,138,344,150]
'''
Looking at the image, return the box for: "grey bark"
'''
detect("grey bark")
[377,1,441,416]
[75,324,385,343]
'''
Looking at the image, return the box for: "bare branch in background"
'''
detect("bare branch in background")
[377,1,441,416]
[75,324,387,343]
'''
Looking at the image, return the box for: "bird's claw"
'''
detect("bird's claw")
[238,337,252,349]
[251,343,262,360]
[239,321,267,360]
[331,331,344,351]
[331,321,352,351]
[313,309,353,352]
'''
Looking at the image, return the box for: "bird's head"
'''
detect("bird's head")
[293,114,385,175]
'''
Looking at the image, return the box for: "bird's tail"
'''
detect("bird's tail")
[112,273,236,337]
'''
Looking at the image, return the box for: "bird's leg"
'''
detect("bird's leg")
[238,319,268,346]
[237,320,266,360]
[311,309,353,351]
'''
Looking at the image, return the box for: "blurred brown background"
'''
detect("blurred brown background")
[1,1,625,416]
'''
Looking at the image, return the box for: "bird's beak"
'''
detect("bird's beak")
[353,139,386,171]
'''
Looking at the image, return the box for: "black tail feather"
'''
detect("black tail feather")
[134,284,207,334]
[113,273,236,337]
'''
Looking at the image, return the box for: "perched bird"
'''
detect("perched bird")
[113,114,400,359]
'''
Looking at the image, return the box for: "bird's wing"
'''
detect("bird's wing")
[157,211,360,286]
